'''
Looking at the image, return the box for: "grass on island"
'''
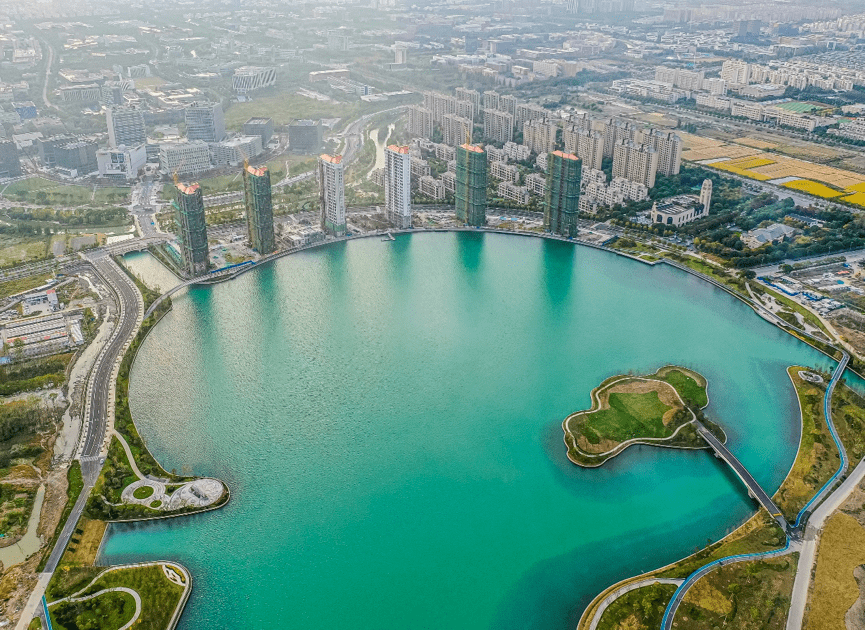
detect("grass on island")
[48,564,185,630]
[579,361,847,630]
[675,555,797,630]
[773,368,840,522]
[563,366,714,466]
[804,512,865,630]
[595,583,676,630]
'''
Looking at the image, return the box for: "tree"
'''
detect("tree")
[739,269,756,280]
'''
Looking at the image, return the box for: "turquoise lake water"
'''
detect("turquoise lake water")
[109,233,831,629]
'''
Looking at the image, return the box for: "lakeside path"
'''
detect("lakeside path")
[105,228,859,630]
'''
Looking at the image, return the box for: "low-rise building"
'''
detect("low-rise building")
[497,181,529,204]
[742,223,797,249]
[490,160,518,183]
[212,136,264,167]
[96,144,147,181]
[651,194,708,227]
[159,141,211,176]
[419,175,445,200]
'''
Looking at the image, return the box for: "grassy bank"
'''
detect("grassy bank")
[773,367,840,522]
[48,564,186,630]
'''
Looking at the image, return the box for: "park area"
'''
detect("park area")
[562,366,709,466]
[1,178,129,207]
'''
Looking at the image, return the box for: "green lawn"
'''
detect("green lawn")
[0,272,53,300]
[587,391,672,442]
[660,369,708,407]
[597,583,676,630]
[80,565,184,630]
[2,178,129,207]
[51,590,136,630]
[224,94,374,129]
[0,237,50,267]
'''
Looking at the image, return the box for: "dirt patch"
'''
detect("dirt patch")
[61,518,106,567]
[846,565,865,630]
[605,379,681,408]
[805,513,865,630]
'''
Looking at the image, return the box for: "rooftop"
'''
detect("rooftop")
[246,164,268,177]
[552,150,580,161]
[387,145,410,154]
[320,154,343,164]
[177,182,201,195]
[460,143,484,153]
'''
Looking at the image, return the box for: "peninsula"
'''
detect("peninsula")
[562,366,725,467]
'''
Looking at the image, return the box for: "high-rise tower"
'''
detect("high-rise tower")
[385,145,411,229]
[544,151,582,238]
[173,180,209,277]
[455,144,487,227]
[243,164,276,254]
[318,154,346,237]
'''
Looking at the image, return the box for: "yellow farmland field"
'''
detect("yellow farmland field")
[842,192,865,207]
[711,161,773,180]
[782,180,842,198]
[736,136,779,150]
[726,156,775,169]
[845,182,865,193]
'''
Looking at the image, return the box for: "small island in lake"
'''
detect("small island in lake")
[562,366,726,467]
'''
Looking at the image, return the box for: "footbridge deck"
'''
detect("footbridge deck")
[695,418,790,532]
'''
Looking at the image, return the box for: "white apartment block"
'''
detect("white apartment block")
[484,109,514,144]
[731,100,766,121]
[654,67,705,91]
[441,171,456,193]
[483,90,501,111]
[567,128,604,171]
[532,60,560,78]
[318,154,346,237]
[442,114,472,147]
[485,145,507,163]
[232,66,276,93]
[455,87,481,111]
[515,103,546,130]
[410,156,431,179]
[648,130,682,178]
[407,106,434,138]
[159,141,211,176]
[490,160,519,183]
[385,145,412,229]
[212,135,263,166]
[503,141,530,162]
[523,119,558,155]
[423,92,458,123]
[536,152,548,171]
[721,60,751,85]
[612,141,659,189]
[695,93,732,111]
[525,172,546,196]
[434,143,456,162]
[497,181,529,204]
[500,95,518,117]
[96,144,146,181]
[610,177,649,202]
[419,175,445,200]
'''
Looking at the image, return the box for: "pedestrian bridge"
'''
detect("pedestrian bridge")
[695,418,790,532]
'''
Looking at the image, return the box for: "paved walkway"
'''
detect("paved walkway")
[587,578,684,630]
